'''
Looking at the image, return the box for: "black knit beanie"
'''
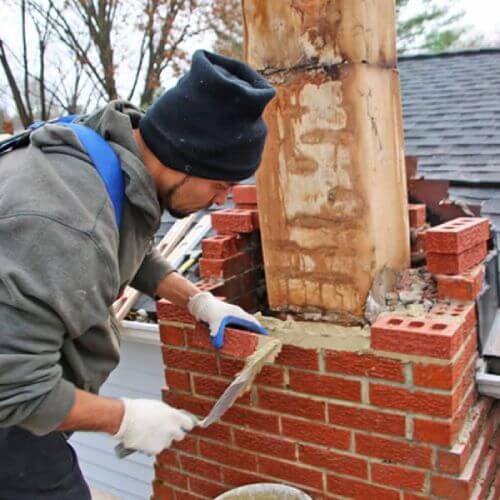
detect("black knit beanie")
[139,50,276,182]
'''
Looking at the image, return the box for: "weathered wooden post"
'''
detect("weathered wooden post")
[242,0,410,323]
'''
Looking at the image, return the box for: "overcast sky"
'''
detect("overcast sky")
[1,0,499,114]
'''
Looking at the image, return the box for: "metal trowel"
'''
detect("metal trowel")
[115,337,282,459]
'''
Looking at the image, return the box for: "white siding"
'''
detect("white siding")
[71,325,163,500]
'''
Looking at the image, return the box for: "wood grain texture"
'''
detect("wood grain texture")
[243,0,409,320]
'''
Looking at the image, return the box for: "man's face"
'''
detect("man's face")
[160,175,236,219]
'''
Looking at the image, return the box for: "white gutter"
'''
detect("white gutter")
[119,320,160,346]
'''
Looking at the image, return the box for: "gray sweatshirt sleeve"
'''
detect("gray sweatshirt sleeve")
[129,245,175,297]
[0,214,117,435]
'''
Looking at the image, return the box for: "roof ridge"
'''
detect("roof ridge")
[398,47,500,61]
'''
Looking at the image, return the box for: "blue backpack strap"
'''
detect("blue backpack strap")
[1,115,125,230]
[58,120,125,230]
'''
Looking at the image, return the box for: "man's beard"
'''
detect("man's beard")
[162,176,194,219]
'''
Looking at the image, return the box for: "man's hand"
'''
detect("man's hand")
[188,291,267,348]
[113,399,196,456]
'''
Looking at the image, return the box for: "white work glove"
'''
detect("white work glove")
[113,398,196,456]
[188,292,267,349]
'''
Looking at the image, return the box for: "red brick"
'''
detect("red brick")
[165,369,191,392]
[170,435,197,454]
[417,381,476,446]
[172,490,202,500]
[234,428,296,460]
[355,434,433,469]
[437,398,493,474]
[193,278,226,295]
[289,370,361,402]
[218,356,245,378]
[469,448,498,500]
[188,323,259,358]
[179,455,221,480]
[371,463,426,492]
[254,365,285,387]
[299,444,367,479]
[325,350,405,382]
[233,291,260,312]
[369,382,454,418]
[152,481,174,499]
[328,403,406,437]
[211,209,257,234]
[201,234,238,259]
[241,268,264,290]
[162,347,218,375]
[189,477,227,498]
[157,300,195,324]
[162,390,213,418]
[424,217,490,254]
[282,416,351,450]
[193,374,251,405]
[222,405,280,434]
[191,422,232,443]
[258,456,323,491]
[413,331,477,390]
[199,252,250,279]
[275,345,319,370]
[160,325,186,346]
[157,449,178,468]
[427,241,488,275]
[430,301,476,332]
[221,467,268,487]
[155,465,188,489]
[258,388,326,421]
[371,315,463,359]
[437,265,484,301]
[327,473,400,499]
[232,185,257,205]
[409,204,426,228]
[199,441,257,471]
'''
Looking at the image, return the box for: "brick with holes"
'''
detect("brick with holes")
[201,234,239,259]
[424,217,490,254]
[371,315,464,359]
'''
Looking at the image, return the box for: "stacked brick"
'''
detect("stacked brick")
[195,185,266,313]
[409,204,428,267]
[152,293,500,499]
[424,217,489,301]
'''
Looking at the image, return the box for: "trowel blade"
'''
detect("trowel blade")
[197,374,247,428]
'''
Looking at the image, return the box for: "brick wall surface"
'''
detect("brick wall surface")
[150,215,498,499]
[152,297,499,499]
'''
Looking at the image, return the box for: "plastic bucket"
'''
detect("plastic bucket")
[215,483,312,500]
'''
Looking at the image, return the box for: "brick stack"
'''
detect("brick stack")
[423,217,490,301]
[152,292,500,498]
[424,218,489,275]
[195,185,266,313]
[409,204,427,267]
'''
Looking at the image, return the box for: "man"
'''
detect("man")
[0,49,275,498]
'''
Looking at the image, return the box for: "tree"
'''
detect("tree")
[0,0,212,127]
[28,0,211,106]
[396,0,466,54]
[210,0,469,60]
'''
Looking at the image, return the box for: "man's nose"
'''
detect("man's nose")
[214,190,229,206]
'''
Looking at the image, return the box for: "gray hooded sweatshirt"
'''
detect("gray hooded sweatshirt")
[0,101,174,435]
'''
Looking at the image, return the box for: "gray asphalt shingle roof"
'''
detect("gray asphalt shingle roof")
[399,49,500,238]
